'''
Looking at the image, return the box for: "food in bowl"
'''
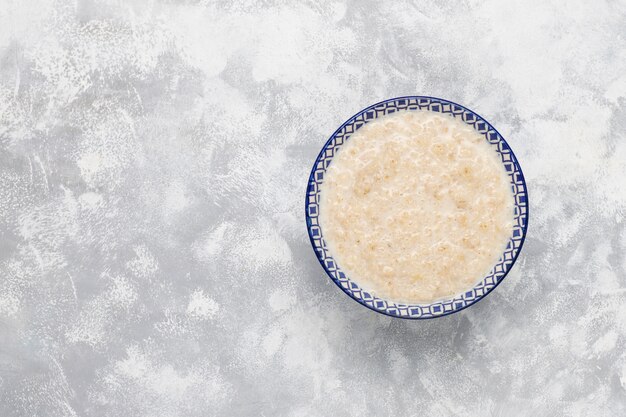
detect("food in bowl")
[318,110,515,304]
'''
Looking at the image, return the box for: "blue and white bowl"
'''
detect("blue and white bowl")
[305,96,529,319]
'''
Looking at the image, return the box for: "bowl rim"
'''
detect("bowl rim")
[305,95,529,319]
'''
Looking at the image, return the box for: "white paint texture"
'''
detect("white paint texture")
[0,0,625,416]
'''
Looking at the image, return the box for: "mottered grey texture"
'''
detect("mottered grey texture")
[1,1,626,416]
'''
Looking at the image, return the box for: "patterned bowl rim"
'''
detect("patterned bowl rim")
[305,96,529,319]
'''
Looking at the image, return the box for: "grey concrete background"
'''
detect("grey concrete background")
[1,0,626,416]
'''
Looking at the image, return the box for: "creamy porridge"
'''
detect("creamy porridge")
[318,110,514,303]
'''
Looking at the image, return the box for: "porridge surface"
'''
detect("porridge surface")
[319,110,514,303]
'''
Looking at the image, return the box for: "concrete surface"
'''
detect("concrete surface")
[1,1,626,416]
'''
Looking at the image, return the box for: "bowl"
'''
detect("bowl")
[305,96,528,319]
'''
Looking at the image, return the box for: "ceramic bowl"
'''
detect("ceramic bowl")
[305,96,528,319]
